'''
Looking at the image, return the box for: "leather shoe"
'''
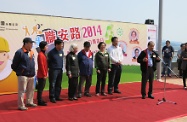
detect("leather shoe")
[142,95,146,99]
[68,98,73,101]
[108,92,113,95]
[38,101,47,106]
[114,90,121,94]
[56,98,63,101]
[77,93,82,98]
[84,93,92,97]
[148,95,154,99]
[50,99,56,103]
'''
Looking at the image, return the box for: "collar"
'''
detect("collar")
[22,46,34,58]
[112,45,118,48]
[82,49,92,58]
[22,46,29,53]
[98,50,107,54]
[147,49,152,54]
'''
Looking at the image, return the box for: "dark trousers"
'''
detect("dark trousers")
[177,59,183,76]
[108,64,122,93]
[37,78,46,102]
[162,58,171,75]
[49,69,63,99]
[68,77,78,98]
[78,75,92,94]
[141,67,154,96]
[182,70,187,87]
[96,70,107,93]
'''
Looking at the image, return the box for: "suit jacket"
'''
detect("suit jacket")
[66,52,79,77]
[137,49,160,72]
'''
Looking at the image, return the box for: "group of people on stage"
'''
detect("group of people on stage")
[10,36,187,111]
[11,36,126,111]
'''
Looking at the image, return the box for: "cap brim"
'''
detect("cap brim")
[28,41,35,43]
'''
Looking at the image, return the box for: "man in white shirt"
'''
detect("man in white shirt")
[107,37,124,95]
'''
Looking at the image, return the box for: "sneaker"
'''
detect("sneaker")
[73,97,78,100]
[184,87,187,90]
[168,74,172,77]
[26,103,37,107]
[18,106,28,111]
[96,93,100,96]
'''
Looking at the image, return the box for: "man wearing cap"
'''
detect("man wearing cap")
[0,37,18,94]
[11,37,37,111]
[48,38,64,103]
[77,41,93,98]
[37,41,48,106]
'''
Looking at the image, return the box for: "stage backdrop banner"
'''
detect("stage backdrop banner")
[0,12,157,94]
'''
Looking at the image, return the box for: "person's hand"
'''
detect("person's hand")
[68,74,72,78]
[156,57,160,61]
[118,61,122,64]
[97,70,101,74]
[143,57,148,62]
[108,68,111,72]
[44,76,48,79]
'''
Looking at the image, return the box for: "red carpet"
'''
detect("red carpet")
[0,81,186,122]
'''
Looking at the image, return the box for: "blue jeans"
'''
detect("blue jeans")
[162,58,171,75]
[49,69,63,99]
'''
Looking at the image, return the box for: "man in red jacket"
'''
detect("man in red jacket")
[37,41,48,106]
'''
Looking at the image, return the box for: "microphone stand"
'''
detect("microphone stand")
[156,55,177,105]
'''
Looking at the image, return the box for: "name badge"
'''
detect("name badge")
[59,54,62,57]
[153,54,156,58]
[72,57,76,60]
[105,54,108,57]
[90,55,92,58]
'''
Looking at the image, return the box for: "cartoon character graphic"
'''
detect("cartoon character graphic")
[105,24,114,44]
[129,29,139,44]
[23,26,30,36]
[0,37,18,94]
[31,24,39,35]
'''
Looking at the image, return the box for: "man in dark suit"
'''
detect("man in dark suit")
[137,41,160,99]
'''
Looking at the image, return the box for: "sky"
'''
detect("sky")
[0,0,187,42]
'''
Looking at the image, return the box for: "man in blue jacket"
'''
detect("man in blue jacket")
[11,37,37,111]
[77,41,93,98]
[48,38,64,103]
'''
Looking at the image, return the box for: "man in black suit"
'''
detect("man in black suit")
[137,41,160,99]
